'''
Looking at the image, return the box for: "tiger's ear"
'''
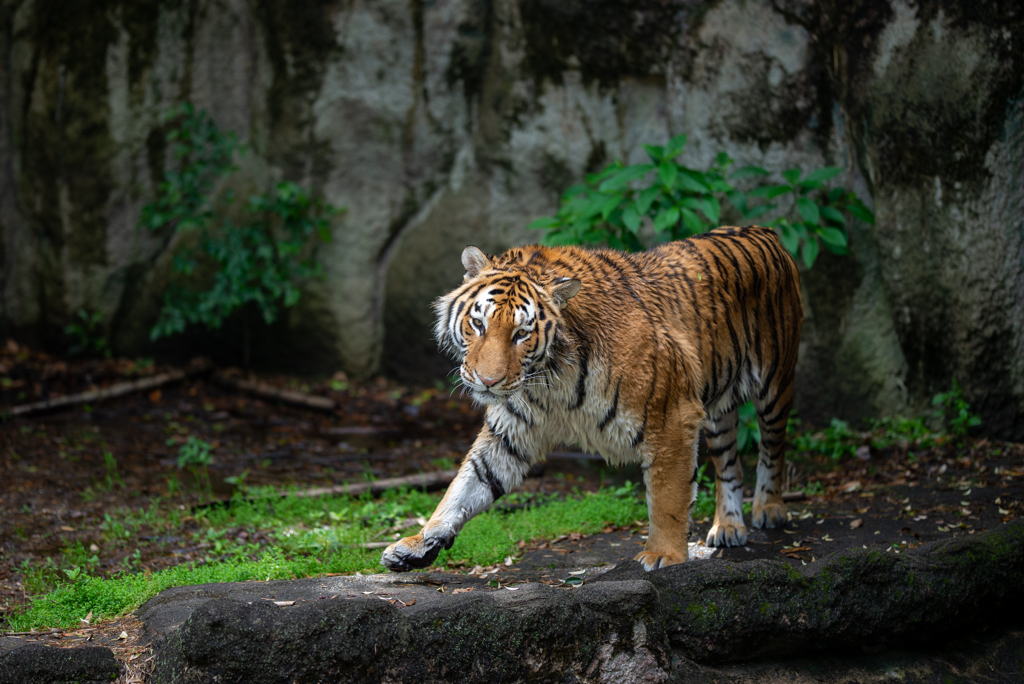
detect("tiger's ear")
[549,277,581,309]
[461,246,490,281]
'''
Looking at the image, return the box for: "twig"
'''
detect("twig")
[288,469,459,499]
[212,372,336,411]
[4,360,210,418]
[2,628,62,637]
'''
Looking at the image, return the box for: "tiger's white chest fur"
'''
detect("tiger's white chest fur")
[477,359,647,468]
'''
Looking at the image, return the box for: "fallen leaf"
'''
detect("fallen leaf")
[403,599,416,607]
[782,546,812,555]
[856,507,870,514]
[452,587,474,594]
[60,526,74,532]
[80,611,92,625]
[504,556,513,566]
[273,601,295,607]
[148,389,162,404]
[568,569,586,575]
[118,631,128,640]
[849,518,863,529]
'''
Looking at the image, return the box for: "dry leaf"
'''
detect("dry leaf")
[80,611,92,625]
[273,601,295,607]
[118,631,128,640]
[849,518,863,529]
[403,599,416,607]
[452,587,474,594]
[148,389,162,404]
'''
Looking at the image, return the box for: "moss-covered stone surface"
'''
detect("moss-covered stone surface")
[139,520,1023,683]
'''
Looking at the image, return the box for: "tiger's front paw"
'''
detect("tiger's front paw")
[381,533,453,572]
[706,520,748,547]
[634,549,686,571]
[752,502,787,529]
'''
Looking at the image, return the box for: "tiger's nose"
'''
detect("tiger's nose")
[479,374,504,388]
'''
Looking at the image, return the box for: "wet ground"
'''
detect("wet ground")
[2,339,1023,628]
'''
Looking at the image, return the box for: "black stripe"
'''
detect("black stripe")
[707,441,736,457]
[703,426,731,439]
[505,401,531,426]
[470,457,504,501]
[488,419,529,463]
[598,380,620,430]
[570,338,590,410]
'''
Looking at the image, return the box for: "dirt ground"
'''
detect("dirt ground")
[2,339,1023,627]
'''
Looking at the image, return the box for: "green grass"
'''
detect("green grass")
[5,486,647,631]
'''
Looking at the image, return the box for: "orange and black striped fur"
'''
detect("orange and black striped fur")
[382,225,802,572]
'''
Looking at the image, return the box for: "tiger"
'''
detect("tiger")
[382,225,802,572]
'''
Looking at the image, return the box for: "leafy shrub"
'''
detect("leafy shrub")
[142,103,342,362]
[529,134,874,268]
[64,309,110,358]
[932,379,982,438]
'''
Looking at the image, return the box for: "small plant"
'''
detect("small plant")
[224,469,250,496]
[101,450,125,490]
[791,418,859,460]
[177,436,215,499]
[932,379,982,439]
[64,309,111,358]
[693,463,716,520]
[737,402,761,454]
[142,103,343,365]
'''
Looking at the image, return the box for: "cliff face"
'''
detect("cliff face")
[0,0,1021,437]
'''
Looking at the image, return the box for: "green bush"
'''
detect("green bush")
[142,103,342,362]
[529,134,873,268]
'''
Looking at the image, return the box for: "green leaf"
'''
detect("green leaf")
[653,208,677,232]
[600,195,622,220]
[819,206,846,226]
[664,134,687,160]
[598,164,655,192]
[677,170,710,194]
[727,191,747,215]
[664,206,680,228]
[622,205,642,233]
[643,145,664,164]
[700,196,721,225]
[527,216,561,230]
[636,186,660,215]
[828,187,846,203]
[818,227,848,252]
[748,184,792,200]
[796,198,820,226]
[803,166,843,185]
[742,203,776,221]
[783,169,802,186]
[680,208,703,234]
[848,200,876,225]
[658,162,679,190]
[777,222,799,255]
[730,165,769,180]
[801,235,820,268]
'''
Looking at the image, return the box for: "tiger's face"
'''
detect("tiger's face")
[435,246,580,404]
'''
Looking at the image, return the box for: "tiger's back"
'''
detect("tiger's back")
[382,225,802,573]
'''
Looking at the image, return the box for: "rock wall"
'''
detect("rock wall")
[0,0,1021,437]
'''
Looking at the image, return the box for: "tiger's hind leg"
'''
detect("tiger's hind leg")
[751,377,795,529]
[705,406,747,547]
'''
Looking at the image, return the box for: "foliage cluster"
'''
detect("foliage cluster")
[64,309,110,358]
[529,134,874,268]
[142,103,341,357]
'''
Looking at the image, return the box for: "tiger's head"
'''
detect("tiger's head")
[434,246,580,404]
